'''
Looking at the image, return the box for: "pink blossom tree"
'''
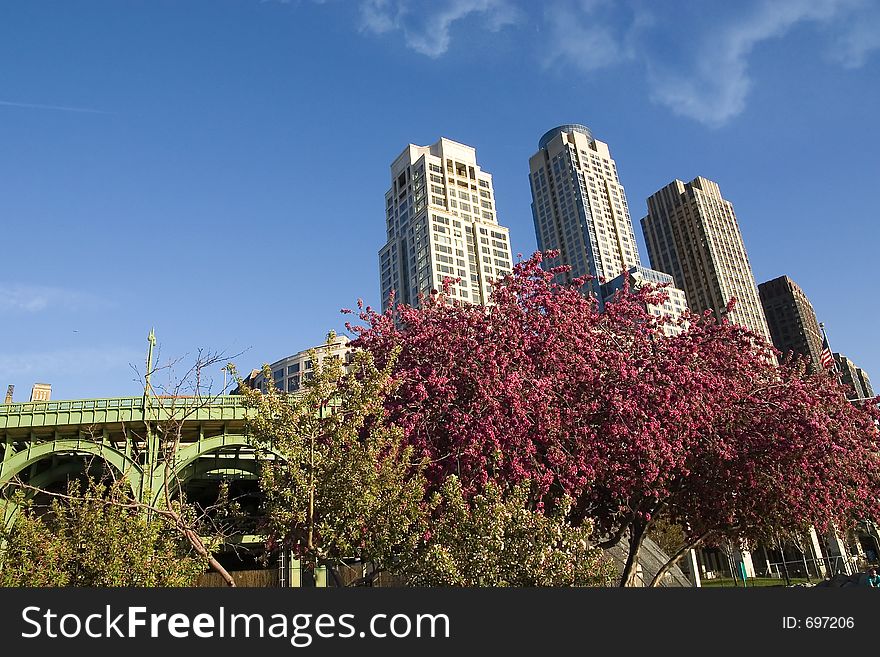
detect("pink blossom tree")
[347,252,880,586]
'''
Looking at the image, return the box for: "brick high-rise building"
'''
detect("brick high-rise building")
[833,353,875,400]
[379,138,512,310]
[642,177,771,340]
[758,275,823,370]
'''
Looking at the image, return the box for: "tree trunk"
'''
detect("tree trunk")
[776,538,791,585]
[619,520,648,587]
[347,566,384,587]
[649,532,709,587]
[182,526,236,587]
[597,518,633,550]
[799,546,811,582]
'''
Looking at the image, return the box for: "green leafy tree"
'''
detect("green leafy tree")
[0,479,207,587]
[240,335,426,583]
[406,477,615,587]
[647,518,687,563]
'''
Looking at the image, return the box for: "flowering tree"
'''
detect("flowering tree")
[242,333,615,587]
[347,252,880,586]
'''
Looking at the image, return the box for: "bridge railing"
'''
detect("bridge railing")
[0,392,337,417]
[0,396,143,416]
[0,395,251,430]
[0,395,249,415]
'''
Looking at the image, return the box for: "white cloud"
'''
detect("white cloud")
[360,0,397,34]
[827,3,880,68]
[538,0,879,127]
[291,0,880,126]
[359,0,520,57]
[542,0,639,73]
[646,0,858,127]
[0,284,106,314]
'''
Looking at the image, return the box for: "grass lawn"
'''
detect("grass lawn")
[701,577,811,588]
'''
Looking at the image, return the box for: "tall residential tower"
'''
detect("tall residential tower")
[529,124,641,292]
[758,275,823,370]
[379,138,513,310]
[642,177,771,340]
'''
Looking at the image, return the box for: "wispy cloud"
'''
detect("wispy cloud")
[0,346,142,379]
[0,284,107,314]
[359,0,521,57]
[333,0,880,127]
[644,0,863,127]
[539,0,880,127]
[0,99,110,114]
[827,2,880,68]
[542,0,642,73]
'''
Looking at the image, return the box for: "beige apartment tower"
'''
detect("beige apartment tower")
[642,177,771,340]
[379,138,513,310]
[529,124,641,292]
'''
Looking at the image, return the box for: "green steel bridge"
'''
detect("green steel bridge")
[0,332,332,585]
[0,393,262,525]
[0,393,341,585]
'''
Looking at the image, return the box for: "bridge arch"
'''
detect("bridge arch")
[148,435,282,506]
[0,439,142,497]
[1,442,142,535]
[181,457,260,481]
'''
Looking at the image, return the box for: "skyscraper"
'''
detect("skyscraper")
[379,138,513,311]
[833,353,875,400]
[758,275,823,370]
[528,124,641,292]
[642,177,772,340]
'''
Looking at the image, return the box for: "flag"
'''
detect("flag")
[819,335,834,370]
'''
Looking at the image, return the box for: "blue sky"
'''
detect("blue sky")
[1,0,878,400]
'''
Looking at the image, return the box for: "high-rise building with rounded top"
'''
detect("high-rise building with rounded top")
[529,124,642,295]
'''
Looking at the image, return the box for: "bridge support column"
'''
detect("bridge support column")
[1,434,12,480]
[144,421,159,505]
[0,497,22,572]
[285,559,328,588]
